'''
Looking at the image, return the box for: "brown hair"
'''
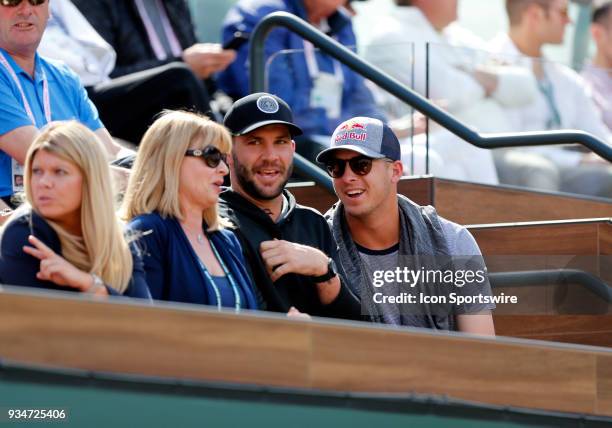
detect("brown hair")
[506,0,553,26]
[593,0,612,24]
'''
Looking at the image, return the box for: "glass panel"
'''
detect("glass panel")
[425,42,612,198]
[265,43,428,176]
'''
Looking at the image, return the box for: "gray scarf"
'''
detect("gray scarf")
[327,195,456,330]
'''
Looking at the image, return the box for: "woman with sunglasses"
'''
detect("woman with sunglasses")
[122,110,258,310]
[0,121,150,299]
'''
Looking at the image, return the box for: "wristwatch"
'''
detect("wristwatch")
[311,258,337,283]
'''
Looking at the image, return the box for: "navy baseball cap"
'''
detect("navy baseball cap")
[223,92,303,137]
[316,117,401,162]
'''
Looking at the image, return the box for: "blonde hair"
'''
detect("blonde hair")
[122,110,231,231]
[24,121,133,293]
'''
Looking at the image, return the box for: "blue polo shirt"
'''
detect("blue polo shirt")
[0,48,103,196]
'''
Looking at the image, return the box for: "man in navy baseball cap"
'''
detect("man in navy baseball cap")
[224,92,302,137]
[220,93,361,321]
[320,116,496,334]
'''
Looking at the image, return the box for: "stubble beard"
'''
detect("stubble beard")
[232,154,293,201]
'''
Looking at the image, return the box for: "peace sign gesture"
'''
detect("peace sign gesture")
[22,235,107,295]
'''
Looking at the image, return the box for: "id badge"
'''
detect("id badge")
[12,158,24,193]
[310,72,342,119]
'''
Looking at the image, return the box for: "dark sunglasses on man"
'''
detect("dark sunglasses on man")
[185,146,228,169]
[323,155,392,178]
[0,0,46,6]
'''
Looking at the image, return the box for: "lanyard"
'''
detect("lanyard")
[0,51,51,125]
[303,40,343,83]
[537,72,562,130]
[197,236,242,312]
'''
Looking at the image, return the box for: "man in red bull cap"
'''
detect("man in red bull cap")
[318,116,496,334]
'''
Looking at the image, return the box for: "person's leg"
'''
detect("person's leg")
[493,149,561,191]
[559,164,612,199]
[88,62,212,144]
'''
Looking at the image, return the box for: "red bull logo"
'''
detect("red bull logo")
[335,120,367,144]
[335,131,367,144]
[338,121,366,131]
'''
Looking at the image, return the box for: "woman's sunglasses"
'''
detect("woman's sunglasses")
[0,0,46,7]
[324,156,391,178]
[185,146,227,168]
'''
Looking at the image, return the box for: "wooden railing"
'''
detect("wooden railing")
[1,288,611,417]
[289,177,612,224]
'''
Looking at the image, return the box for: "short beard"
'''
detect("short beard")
[232,154,293,201]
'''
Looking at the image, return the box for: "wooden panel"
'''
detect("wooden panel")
[494,315,612,348]
[1,289,612,417]
[0,292,311,388]
[600,224,612,286]
[434,179,612,225]
[600,223,612,255]
[469,223,601,255]
[309,324,598,414]
[290,177,612,224]
[288,182,337,214]
[396,176,434,206]
[598,354,612,415]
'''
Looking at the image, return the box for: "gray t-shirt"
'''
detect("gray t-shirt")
[357,217,495,329]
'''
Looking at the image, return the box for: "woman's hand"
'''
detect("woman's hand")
[22,235,107,295]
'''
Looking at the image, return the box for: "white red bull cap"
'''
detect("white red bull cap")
[316,117,401,162]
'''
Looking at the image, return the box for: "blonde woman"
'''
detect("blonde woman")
[123,111,257,310]
[0,121,150,299]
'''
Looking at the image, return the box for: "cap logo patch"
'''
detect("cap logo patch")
[334,120,368,144]
[256,96,279,114]
[335,132,367,144]
[338,120,366,131]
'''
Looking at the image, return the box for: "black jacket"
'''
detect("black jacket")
[73,0,197,78]
[219,188,361,320]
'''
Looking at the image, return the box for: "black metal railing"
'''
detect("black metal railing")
[489,269,612,303]
[249,12,612,191]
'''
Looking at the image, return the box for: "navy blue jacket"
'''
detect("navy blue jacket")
[127,212,258,309]
[0,207,151,299]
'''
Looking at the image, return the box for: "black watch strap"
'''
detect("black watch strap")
[311,258,337,283]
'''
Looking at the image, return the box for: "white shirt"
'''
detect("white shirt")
[488,33,612,167]
[364,7,537,125]
[363,6,539,185]
[39,0,116,86]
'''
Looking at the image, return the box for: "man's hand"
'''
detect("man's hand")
[286,306,311,320]
[473,69,499,97]
[260,239,329,282]
[182,43,236,79]
[580,152,608,165]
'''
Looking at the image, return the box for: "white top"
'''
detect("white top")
[39,0,116,86]
[488,33,612,167]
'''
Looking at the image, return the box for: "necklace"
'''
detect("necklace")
[181,222,205,245]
